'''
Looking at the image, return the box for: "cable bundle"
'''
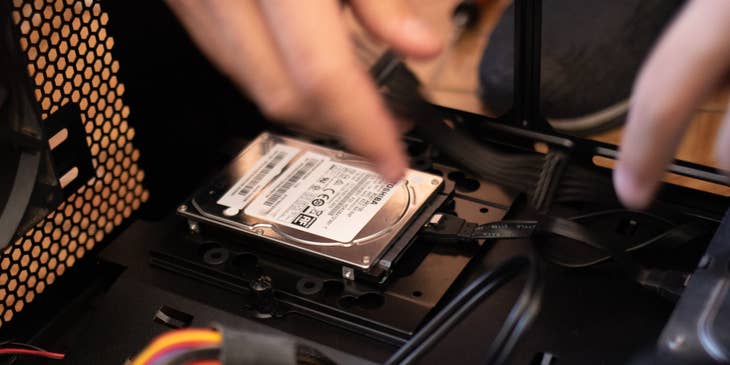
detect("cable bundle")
[385,255,542,365]
[131,328,221,365]
[132,327,336,365]
[369,50,619,211]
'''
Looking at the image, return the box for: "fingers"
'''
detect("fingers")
[166,0,299,121]
[169,0,433,181]
[258,0,407,181]
[349,0,442,59]
[614,0,730,209]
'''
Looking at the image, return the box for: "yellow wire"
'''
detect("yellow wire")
[131,328,222,365]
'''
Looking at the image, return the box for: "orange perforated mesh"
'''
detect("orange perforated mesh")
[2,0,148,327]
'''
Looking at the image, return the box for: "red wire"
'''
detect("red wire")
[0,348,66,360]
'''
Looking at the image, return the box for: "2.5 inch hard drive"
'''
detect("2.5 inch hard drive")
[178,133,444,272]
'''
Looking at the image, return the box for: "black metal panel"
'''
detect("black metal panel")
[657,209,730,364]
[1,0,149,330]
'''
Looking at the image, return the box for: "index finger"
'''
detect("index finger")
[614,0,730,209]
[258,0,407,182]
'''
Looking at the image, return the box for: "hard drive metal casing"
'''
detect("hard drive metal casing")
[179,133,443,271]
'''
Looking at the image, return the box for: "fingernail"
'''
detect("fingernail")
[613,164,654,209]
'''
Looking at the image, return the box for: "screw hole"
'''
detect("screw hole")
[197,241,221,257]
[479,207,489,213]
[322,280,344,297]
[296,278,323,295]
[338,296,357,309]
[337,293,384,310]
[412,291,423,297]
[202,247,229,266]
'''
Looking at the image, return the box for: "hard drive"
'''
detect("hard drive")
[179,133,444,271]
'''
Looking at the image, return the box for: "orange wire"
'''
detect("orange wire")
[131,329,221,365]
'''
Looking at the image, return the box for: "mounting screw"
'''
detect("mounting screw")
[431,178,440,185]
[187,219,200,233]
[251,275,274,316]
[254,228,264,235]
[223,207,240,217]
[178,204,188,213]
[342,267,355,281]
[362,256,371,265]
[667,335,685,351]
[252,275,273,292]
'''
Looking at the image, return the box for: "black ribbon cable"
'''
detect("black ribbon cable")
[370,50,616,211]
[385,255,541,365]
[422,213,705,301]
[472,221,538,239]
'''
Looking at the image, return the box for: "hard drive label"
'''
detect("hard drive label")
[245,151,401,243]
[217,143,300,210]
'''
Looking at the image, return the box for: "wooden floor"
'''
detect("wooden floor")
[350,0,729,195]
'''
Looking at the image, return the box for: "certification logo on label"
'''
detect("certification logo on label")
[292,213,317,228]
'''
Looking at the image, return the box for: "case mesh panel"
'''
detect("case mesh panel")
[1,0,148,327]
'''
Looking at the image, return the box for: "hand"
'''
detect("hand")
[166,0,441,181]
[614,0,730,208]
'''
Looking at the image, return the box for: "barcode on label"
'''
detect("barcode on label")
[237,151,289,197]
[263,158,320,208]
[217,142,300,210]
